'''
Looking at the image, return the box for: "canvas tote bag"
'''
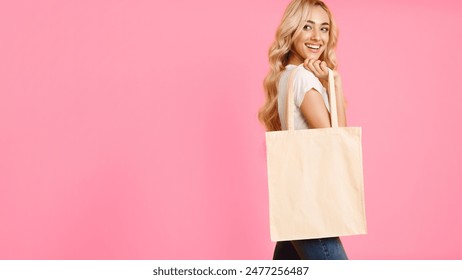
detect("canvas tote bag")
[265,65,367,241]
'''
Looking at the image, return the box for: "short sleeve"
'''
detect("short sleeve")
[292,67,325,108]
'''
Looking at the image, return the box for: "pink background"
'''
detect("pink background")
[0,0,461,259]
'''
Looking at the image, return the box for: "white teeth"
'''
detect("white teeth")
[306,44,320,49]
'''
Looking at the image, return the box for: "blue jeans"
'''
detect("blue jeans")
[273,237,348,260]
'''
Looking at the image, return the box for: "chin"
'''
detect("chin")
[306,55,321,61]
[304,53,321,61]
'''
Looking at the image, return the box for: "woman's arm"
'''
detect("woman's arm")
[301,59,348,128]
[300,88,331,128]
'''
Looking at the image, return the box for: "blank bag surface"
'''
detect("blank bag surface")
[265,65,367,241]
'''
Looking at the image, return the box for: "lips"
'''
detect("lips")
[305,43,321,50]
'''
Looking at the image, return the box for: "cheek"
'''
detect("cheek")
[293,34,305,47]
[294,40,306,53]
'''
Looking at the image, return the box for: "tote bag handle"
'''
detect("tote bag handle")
[285,65,338,130]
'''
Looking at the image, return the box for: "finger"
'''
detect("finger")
[303,58,313,70]
[313,60,323,74]
[305,59,317,74]
[320,61,330,78]
[310,60,323,76]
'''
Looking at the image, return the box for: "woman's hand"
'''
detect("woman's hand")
[303,59,342,86]
[303,59,347,126]
[303,59,329,82]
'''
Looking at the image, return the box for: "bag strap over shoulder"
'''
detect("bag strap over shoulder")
[285,65,338,130]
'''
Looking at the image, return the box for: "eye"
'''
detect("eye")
[321,27,329,32]
[303,25,312,30]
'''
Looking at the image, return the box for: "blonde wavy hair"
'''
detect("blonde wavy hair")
[258,0,339,131]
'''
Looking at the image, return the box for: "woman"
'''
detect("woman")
[258,0,348,260]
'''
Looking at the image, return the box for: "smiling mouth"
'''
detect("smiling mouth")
[305,44,321,50]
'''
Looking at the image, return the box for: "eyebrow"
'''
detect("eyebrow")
[306,20,329,26]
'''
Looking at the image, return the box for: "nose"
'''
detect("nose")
[311,29,320,41]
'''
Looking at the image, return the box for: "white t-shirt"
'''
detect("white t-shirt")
[277,64,330,130]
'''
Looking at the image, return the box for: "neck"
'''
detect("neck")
[287,52,303,65]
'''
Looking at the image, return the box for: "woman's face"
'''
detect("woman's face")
[290,5,330,64]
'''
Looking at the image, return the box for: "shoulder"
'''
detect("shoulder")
[290,65,323,91]
[292,65,319,83]
[286,65,326,108]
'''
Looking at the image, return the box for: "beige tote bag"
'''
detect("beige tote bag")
[265,65,367,241]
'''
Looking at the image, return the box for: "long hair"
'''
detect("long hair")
[258,0,339,131]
